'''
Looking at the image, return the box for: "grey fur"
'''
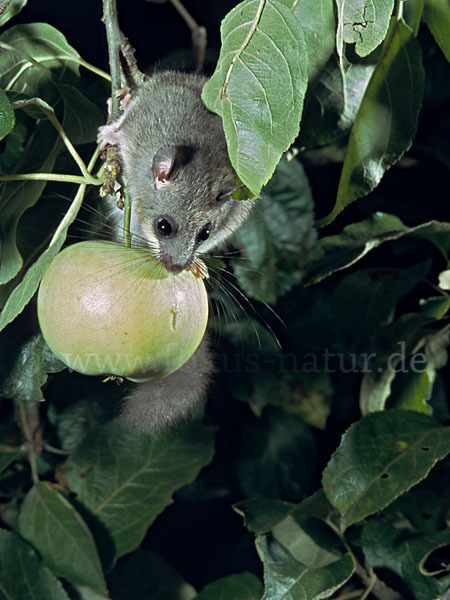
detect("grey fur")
[99,71,256,430]
[120,336,214,432]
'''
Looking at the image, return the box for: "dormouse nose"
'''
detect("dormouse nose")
[160,254,188,275]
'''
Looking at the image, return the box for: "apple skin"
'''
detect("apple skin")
[37,241,208,382]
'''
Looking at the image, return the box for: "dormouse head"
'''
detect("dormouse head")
[127,142,255,275]
[99,71,257,275]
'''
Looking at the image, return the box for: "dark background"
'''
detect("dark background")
[12,0,236,73]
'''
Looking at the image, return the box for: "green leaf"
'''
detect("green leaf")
[231,157,316,303]
[58,84,104,145]
[424,0,450,62]
[420,296,450,319]
[304,214,450,285]
[390,370,435,416]
[242,368,332,430]
[65,585,109,600]
[0,167,87,333]
[237,408,317,502]
[0,528,70,600]
[297,53,345,148]
[196,572,263,600]
[438,269,450,290]
[234,498,295,534]
[329,261,431,344]
[403,0,425,35]
[362,521,450,599]
[65,421,215,567]
[0,445,25,474]
[0,88,14,141]
[18,482,107,593]
[319,18,425,226]
[389,309,449,416]
[107,550,196,600]
[335,0,395,58]
[291,0,335,79]
[0,23,80,96]
[338,59,376,131]
[1,334,65,403]
[359,312,444,414]
[0,0,27,27]
[202,0,308,196]
[387,489,444,533]
[236,491,356,597]
[256,535,354,600]
[299,54,376,148]
[322,410,450,529]
[0,120,60,285]
[48,396,117,452]
[278,490,345,559]
[0,118,27,174]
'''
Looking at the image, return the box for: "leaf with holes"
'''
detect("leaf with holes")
[202,0,308,196]
[335,0,395,59]
[322,410,450,530]
[362,521,450,599]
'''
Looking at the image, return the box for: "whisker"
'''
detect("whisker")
[211,264,284,349]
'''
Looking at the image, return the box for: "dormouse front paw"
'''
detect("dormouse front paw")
[97,123,121,149]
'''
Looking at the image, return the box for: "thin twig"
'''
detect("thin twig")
[169,0,207,72]
[170,0,198,30]
[102,0,123,121]
[120,34,146,90]
[101,0,132,242]
[43,443,72,456]
[0,173,100,185]
[11,98,100,185]
[18,400,40,484]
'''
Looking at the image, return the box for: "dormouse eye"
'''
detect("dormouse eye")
[197,223,211,242]
[155,217,177,238]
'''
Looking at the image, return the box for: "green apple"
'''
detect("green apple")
[37,241,208,382]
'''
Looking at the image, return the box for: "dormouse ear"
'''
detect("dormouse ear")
[152,145,194,189]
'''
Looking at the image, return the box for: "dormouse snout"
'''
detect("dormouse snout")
[160,253,189,275]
